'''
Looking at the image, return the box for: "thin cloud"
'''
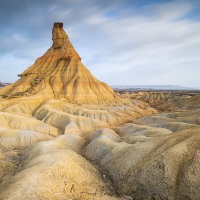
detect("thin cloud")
[0,0,200,87]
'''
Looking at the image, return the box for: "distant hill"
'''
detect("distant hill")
[112,85,199,90]
[0,82,10,88]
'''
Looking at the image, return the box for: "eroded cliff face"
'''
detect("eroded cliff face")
[0,23,122,105]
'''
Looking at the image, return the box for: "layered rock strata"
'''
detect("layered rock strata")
[0,23,123,105]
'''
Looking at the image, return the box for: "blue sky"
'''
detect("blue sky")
[0,0,200,87]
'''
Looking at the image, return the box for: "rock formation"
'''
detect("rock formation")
[179,93,200,109]
[0,22,123,105]
[0,22,156,143]
[117,90,200,111]
[0,23,157,199]
[1,22,199,200]
[84,110,200,200]
[0,135,119,200]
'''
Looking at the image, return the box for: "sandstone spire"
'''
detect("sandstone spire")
[0,22,122,104]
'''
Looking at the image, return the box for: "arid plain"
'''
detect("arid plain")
[0,23,200,200]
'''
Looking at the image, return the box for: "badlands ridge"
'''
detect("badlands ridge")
[0,23,200,200]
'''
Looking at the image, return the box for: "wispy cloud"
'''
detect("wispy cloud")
[0,0,200,87]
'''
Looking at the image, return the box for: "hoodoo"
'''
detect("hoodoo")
[0,22,121,105]
[0,23,160,200]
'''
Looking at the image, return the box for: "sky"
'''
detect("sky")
[0,0,200,88]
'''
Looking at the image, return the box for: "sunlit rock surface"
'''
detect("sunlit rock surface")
[0,136,119,200]
[0,22,125,105]
[85,111,200,199]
